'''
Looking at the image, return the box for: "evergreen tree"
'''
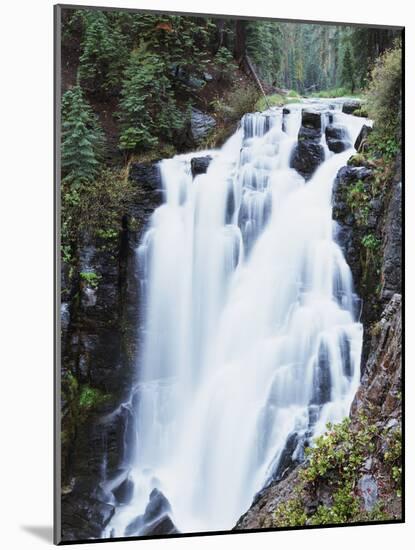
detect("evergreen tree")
[77,10,129,92]
[341,46,355,92]
[118,48,185,152]
[61,84,105,184]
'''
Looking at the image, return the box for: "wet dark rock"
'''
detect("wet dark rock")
[144,488,172,521]
[325,125,345,141]
[342,100,361,115]
[270,432,302,483]
[61,491,115,542]
[301,109,322,131]
[328,139,350,153]
[339,333,352,378]
[325,125,351,153]
[130,162,162,196]
[290,109,324,180]
[354,124,372,152]
[311,343,332,405]
[125,515,144,537]
[190,155,212,178]
[290,140,324,181]
[112,474,134,505]
[125,489,177,537]
[282,107,291,115]
[141,515,179,536]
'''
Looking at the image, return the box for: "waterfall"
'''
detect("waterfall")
[106,100,367,536]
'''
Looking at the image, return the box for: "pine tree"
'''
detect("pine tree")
[118,48,185,152]
[78,10,129,92]
[341,46,355,92]
[61,84,105,184]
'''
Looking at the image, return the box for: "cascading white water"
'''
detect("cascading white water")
[106,100,367,536]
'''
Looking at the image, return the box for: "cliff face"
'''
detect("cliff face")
[60,162,163,541]
[234,146,402,531]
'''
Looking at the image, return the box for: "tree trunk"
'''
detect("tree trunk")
[234,19,247,65]
[214,19,225,55]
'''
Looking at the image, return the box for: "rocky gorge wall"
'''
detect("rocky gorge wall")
[60,162,163,541]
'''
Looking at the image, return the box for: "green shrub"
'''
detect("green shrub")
[61,168,135,266]
[79,385,110,411]
[214,47,237,82]
[366,43,402,159]
[361,234,380,251]
[212,83,260,122]
[80,271,101,288]
[273,414,400,528]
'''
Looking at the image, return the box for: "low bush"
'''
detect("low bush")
[366,43,402,160]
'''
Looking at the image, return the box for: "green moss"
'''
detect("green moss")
[79,385,111,411]
[361,234,380,251]
[80,271,101,288]
[352,106,369,117]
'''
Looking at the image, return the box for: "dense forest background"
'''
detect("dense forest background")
[60,9,400,271]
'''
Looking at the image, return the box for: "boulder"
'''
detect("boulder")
[112,474,134,505]
[190,108,216,143]
[141,515,178,536]
[328,139,350,153]
[290,109,324,180]
[342,100,361,115]
[325,125,345,141]
[290,141,324,181]
[301,109,322,131]
[354,124,373,152]
[325,125,351,153]
[358,475,378,512]
[61,491,115,542]
[125,488,176,537]
[190,155,212,178]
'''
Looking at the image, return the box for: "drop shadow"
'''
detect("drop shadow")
[21,525,54,543]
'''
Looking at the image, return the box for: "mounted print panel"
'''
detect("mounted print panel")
[54,4,404,544]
